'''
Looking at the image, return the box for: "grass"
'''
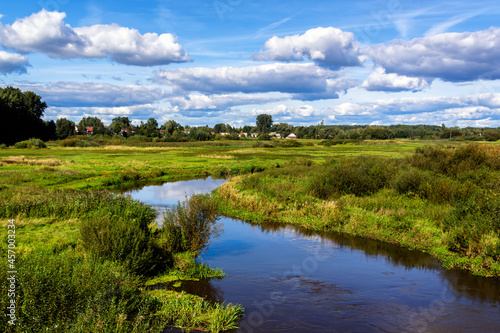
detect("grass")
[1,138,499,331]
[215,143,500,277]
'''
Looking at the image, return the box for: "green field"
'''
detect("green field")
[1,139,499,332]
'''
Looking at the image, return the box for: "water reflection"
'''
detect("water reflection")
[125,177,227,207]
[127,180,500,332]
[240,219,500,305]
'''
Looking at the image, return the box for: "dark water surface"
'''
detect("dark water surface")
[127,178,500,333]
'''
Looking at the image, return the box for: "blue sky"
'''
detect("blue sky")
[1,0,500,127]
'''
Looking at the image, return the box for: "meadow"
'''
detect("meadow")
[1,138,499,332]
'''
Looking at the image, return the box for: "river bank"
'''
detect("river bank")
[215,144,500,277]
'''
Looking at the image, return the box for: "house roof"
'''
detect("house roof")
[85,127,94,131]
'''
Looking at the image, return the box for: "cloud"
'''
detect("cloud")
[11,82,167,107]
[155,63,355,100]
[253,27,365,68]
[168,93,286,111]
[366,27,500,82]
[0,10,191,66]
[0,51,28,74]
[45,103,163,124]
[326,93,500,126]
[362,67,430,92]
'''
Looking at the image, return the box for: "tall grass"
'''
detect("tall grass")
[0,252,163,332]
[217,143,500,276]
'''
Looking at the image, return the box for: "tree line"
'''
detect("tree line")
[1,87,499,146]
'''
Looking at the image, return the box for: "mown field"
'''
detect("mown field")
[1,139,499,332]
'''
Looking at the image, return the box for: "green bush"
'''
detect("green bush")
[309,157,394,198]
[392,167,430,195]
[80,210,163,276]
[258,133,271,141]
[158,194,221,255]
[0,252,162,332]
[13,138,46,149]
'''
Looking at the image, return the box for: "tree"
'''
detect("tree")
[164,120,183,136]
[274,123,293,137]
[0,87,48,145]
[78,117,107,135]
[111,116,131,134]
[56,118,76,139]
[256,114,273,133]
[142,118,159,137]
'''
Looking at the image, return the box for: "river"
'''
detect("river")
[126,178,500,333]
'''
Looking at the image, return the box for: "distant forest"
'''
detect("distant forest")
[2,86,500,146]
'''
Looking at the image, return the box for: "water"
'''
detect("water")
[126,178,500,333]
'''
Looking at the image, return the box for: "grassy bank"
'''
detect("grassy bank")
[2,139,498,331]
[0,188,242,332]
[216,143,500,277]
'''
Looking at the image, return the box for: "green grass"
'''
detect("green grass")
[1,138,499,331]
[215,143,500,277]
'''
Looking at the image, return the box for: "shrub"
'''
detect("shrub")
[258,133,271,141]
[79,196,162,276]
[14,138,46,149]
[158,194,221,255]
[484,131,500,141]
[309,157,394,198]
[392,167,430,195]
[0,252,162,332]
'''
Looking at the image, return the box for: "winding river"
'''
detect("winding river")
[126,178,500,333]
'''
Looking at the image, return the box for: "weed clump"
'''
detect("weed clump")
[158,194,221,255]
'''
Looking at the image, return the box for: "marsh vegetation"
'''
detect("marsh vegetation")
[1,139,499,332]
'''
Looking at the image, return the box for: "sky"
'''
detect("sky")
[1,0,500,128]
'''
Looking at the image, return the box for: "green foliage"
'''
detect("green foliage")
[309,157,395,198]
[258,133,271,140]
[151,290,243,333]
[158,194,221,255]
[56,118,76,139]
[256,114,273,133]
[0,252,163,332]
[220,143,500,276]
[0,87,49,145]
[13,138,47,149]
[80,213,164,276]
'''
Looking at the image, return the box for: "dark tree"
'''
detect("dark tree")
[0,87,48,145]
[78,117,107,135]
[56,118,76,139]
[42,120,57,141]
[111,116,131,134]
[256,114,273,133]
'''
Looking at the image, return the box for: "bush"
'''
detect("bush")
[14,138,46,149]
[484,131,500,141]
[258,133,271,141]
[0,252,162,332]
[309,157,394,198]
[79,196,163,276]
[158,194,221,255]
[392,167,430,195]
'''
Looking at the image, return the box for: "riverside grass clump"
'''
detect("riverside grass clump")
[0,186,243,332]
[217,143,500,277]
[158,193,221,255]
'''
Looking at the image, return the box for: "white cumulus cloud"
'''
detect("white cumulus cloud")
[362,67,430,92]
[366,27,500,82]
[253,27,365,68]
[0,10,191,66]
[155,63,356,101]
[168,93,286,111]
[11,81,168,107]
[0,51,28,74]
